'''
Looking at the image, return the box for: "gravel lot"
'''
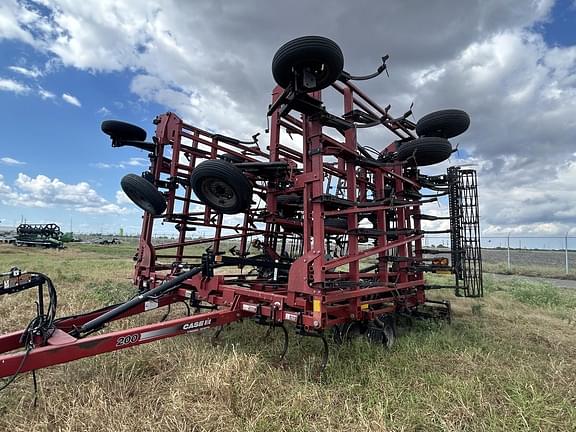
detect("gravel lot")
[482,248,576,270]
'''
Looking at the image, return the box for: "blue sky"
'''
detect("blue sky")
[0,28,165,233]
[540,0,576,46]
[1,0,576,238]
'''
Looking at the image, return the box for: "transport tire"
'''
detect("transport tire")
[190,160,253,214]
[397,137,452,166]
[272,36,344,91]
[415,109,470,139]
[120,173,167,215]
[101,120,147,141]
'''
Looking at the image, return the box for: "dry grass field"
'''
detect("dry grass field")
[0,243,575,431]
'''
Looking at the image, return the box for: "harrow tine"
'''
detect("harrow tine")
[277,323,289,363]
[159,304,171,322]
[317,333,329,378]
[211,325,225,347]
[263,323,290,364]
[260,321,290,364]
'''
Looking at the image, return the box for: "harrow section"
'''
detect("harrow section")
[448,167,483,297]
[0,36,482,383]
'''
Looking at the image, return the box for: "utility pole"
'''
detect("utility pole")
[507,232,511,271]
[565,232,569,275]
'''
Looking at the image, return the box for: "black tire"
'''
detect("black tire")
[415,109,470,139]
[190,160,253,214]
[272,36,344,91]
[397,137,452,166]
[120,174,167,215]
[101,120,147,141]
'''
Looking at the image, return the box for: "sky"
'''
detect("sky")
[0,0,575,238]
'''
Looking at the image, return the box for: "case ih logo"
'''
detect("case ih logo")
[182,319,212,331]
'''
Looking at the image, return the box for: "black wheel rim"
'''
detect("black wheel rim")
[200,177,238,209]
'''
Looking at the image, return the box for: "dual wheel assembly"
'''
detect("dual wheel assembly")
[398,109,471,166]
[271,36,471,168]
[119,159,253,216]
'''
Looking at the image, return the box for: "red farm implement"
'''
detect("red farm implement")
[0,36,482,385]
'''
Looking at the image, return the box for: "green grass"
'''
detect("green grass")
[0,245,575,431]
[88,280,137,304]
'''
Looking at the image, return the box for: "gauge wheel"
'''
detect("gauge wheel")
[415,109,470,139]
[190,160,253,214]
[101,120,147,141]
[272,36,344,91]
[398,137,453,166]
[120,173,167,216]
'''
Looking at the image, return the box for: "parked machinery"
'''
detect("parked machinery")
[0,36,482,382]
[15,223,63,249]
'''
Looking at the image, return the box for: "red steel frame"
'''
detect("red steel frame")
[134,82,428,328]
[0,80,437,378]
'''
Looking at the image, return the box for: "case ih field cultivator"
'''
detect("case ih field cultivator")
[0,37,482,384]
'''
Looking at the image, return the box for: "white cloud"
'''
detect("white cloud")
[408,30,576,164]
[38,88,55,99]
[76,203,128,214]
[62,92,81,107]
[93,157,149,169]
[0,174,16,200]
[0,157,26,165]
[0,78,56,101]
[0,0,37,45]
[0,77,30,94]
[8,65,42,78]
[0,173,129,215]
[116,190,132,205]
[97,106,111,116]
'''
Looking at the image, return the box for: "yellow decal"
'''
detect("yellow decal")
[313,299,321,313]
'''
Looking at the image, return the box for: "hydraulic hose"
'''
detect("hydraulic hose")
[75,267,202,336]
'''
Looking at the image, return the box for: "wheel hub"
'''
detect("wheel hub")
[201,177,238,208]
